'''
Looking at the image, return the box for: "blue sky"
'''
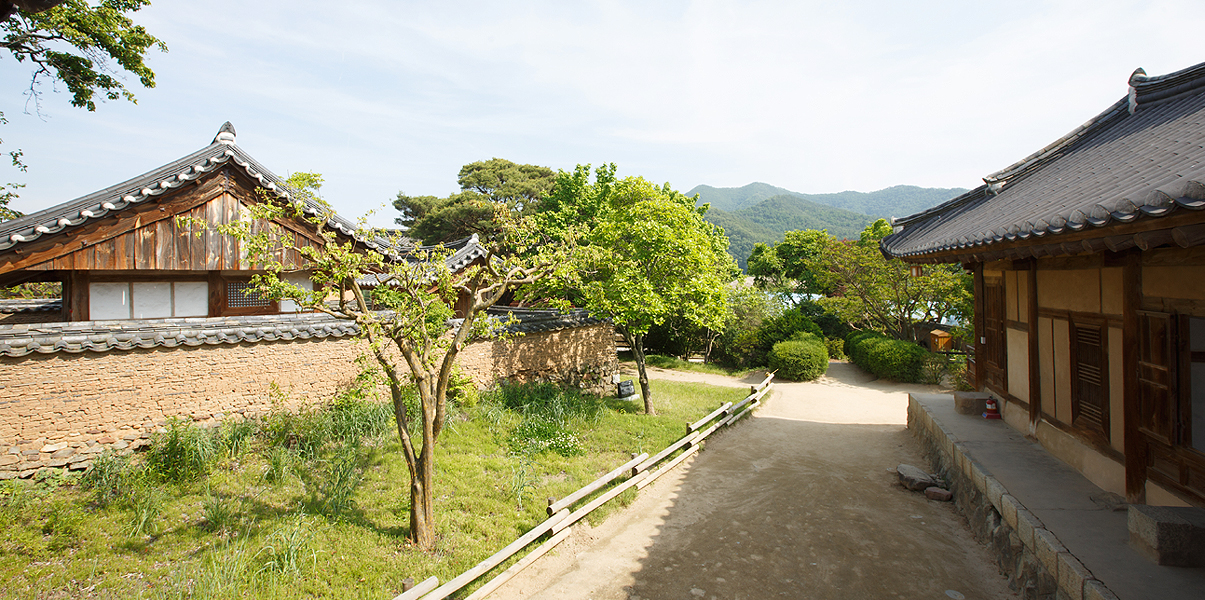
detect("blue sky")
[3,0,1204,227]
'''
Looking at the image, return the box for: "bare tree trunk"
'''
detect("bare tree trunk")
[410,438,436,549]
[631,331,655,415]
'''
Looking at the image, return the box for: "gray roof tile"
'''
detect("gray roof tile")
[883,62,1205,261]
[0,122,398,256]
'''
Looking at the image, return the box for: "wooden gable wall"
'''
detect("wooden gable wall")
[1,168,320,277]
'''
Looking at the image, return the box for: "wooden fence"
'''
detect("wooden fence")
[394,373,776,600]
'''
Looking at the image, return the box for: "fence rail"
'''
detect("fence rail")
[394,372,775,600]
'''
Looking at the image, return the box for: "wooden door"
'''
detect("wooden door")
[983,278,1007,391]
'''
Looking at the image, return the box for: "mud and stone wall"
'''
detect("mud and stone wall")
[0,322,616,478]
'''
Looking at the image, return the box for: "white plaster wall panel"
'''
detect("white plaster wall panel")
[280,272,313,313]
[133,282,172,319]
[173,282,209,317]
[1053,319,1072,425]
[90,282,130,320]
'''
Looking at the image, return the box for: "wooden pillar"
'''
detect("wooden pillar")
[67,270,89,321]
[208,271,223,318]
[1122,250,1146,504]
[1027,261,1041,430]
[972,262,986,390]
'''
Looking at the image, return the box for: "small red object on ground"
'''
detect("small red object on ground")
[983,398,1002,420]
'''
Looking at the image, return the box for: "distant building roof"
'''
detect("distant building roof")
[882,62,1205,263]
[0,122,397,256]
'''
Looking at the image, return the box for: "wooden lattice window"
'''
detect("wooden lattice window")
[1072,323,1108,437]
[226,280,270,308]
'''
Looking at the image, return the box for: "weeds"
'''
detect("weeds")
[43,498,84,551]
[201,490,239,532]
[146,418,217,482]
[80,450,140,507]
[262,446,296,484]
[308,443,364,517]
[126,484,166,540]
[257,516,316,574]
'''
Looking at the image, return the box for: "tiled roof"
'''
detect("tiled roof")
[355,234,489,287]
[882,62,1205,262]
[0,307,603,357]
[0,122,398,256]
[0,313,358,357]
[0,298,60,313]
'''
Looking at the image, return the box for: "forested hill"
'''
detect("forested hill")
[704,195,873,271]
[691,183,968,270]
[689,183,968,220]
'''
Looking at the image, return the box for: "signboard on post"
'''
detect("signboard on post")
[617,380,636,400]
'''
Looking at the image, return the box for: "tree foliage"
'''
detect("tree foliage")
[532,164,735,414]
[393,158,555,244]
[1,0,165,220]
[814,219,970,342]
[750,219,971,343]
[4,0,166,111]
[217,172,562,550]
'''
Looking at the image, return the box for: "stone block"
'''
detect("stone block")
[39,441,67,453]
[0,454,17,466]
[0,471,15,480]
[1057,553,1091,600]
[1127,504,1205,567]
[954,391,990,415]
[1001,494,1019,529]
[1034,528,1067,572]
[1016,507,1042,549]
[1083,579,1118,600]
[986,475,1005,511]
[50,447,74,459]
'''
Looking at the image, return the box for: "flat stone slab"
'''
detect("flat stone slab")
[953,392,990,415]
[1129,504,1205,567]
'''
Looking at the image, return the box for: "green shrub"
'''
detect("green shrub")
[145,418,217,482]
[749,308,824,367]
[844,331,928,382]
[824,337,846,360]
[767,333,829,381]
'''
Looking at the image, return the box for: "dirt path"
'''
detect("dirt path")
[489,362,1014,600]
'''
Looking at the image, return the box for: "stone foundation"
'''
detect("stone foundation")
[908,397,1118,600]
[0,322,616,478]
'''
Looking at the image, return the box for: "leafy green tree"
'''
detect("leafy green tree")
[711,284,783,369]
[814,219,970,342]
[218,173,563,550]
[4,0,165,111]
[394,158,555,244]
[533,165,735,414]
[747,228,833,302]
[1,0,166,221]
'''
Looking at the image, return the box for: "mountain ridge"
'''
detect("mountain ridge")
[690,183,968,270]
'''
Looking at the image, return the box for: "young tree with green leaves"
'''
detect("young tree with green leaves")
[533,164,735,414]
[393,158,555,244]
[747,228,833,303]
[813,219,970,342]
[219,173,562,550]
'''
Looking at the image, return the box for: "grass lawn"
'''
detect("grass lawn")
[622,351,753,379]
[0,377,742,599]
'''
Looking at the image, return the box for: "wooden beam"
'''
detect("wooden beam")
[1122,249,1146,504]
[973,262,986,391]
[1028,261,1041,430]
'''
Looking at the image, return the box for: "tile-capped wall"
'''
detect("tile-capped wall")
[0,322,616,478]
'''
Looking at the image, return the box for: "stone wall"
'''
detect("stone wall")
[0,322,616,479]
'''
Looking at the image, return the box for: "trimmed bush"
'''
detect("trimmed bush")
[767,332,829,381]
[844,331,928,382]
[749,309,824,367]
